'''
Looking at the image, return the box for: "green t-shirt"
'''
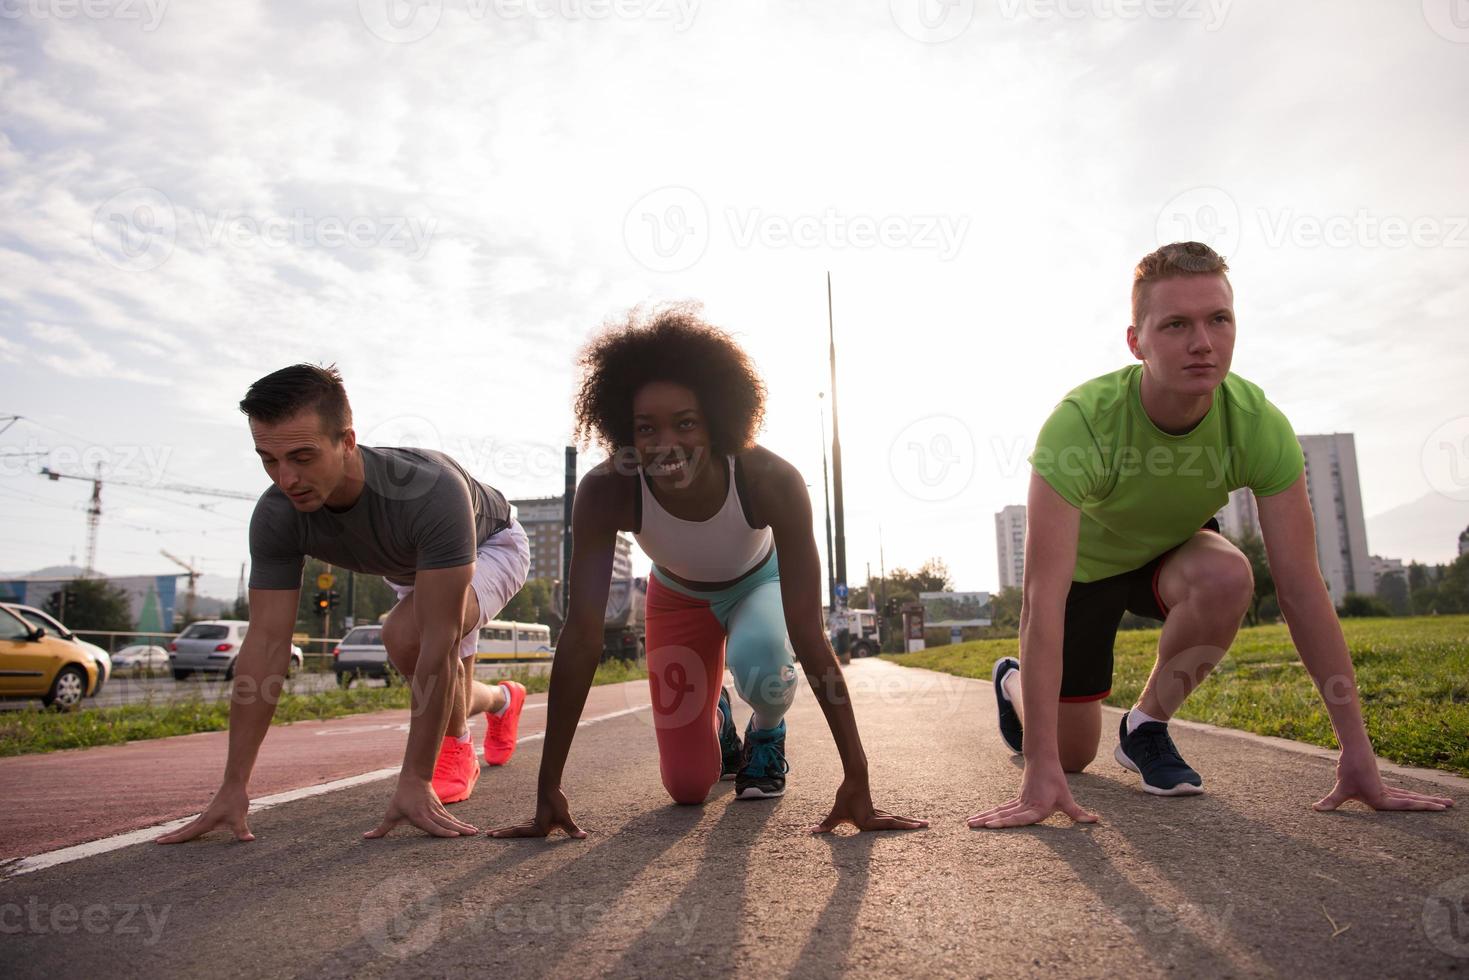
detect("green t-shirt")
[1030,365,1303,582]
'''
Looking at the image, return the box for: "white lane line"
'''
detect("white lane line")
[0,702,650,881]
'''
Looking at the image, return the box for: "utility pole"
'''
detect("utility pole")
[827,272,849,660]
[819,396,836,613]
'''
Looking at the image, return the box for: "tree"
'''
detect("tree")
[500,578,556,625]
[1337,593,1391,617]
[989,587,1022,631]
[1375,572,1410,616]
[1227,532,1275,626]
[855,559,955,652]
[44,578,133,633]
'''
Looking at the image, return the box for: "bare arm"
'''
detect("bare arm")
[492,468,618,838]
[762,453,926,833]
[968,471,1097,828]
[1259,476,1451,812]
[156,586,298,843]
[399,564,473,783]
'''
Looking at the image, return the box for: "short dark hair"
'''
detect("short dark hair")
[239,363,352,440]
[573,303,766,456]
[1132,241,1231,325]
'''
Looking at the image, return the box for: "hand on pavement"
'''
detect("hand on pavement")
[1314,750,1454,813]
[967,765,1098,829]
[810,776,929,833]
[488,787,587,839]
[364,777,479,839]
[156,783,255,844]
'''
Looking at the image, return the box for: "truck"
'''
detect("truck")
[828,607,881,658]
[602,576,648,660]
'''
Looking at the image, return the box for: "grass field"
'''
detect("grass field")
[0,659,648,758]
[882,615,1469,776]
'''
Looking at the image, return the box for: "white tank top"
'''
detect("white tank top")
[634,456,773,583]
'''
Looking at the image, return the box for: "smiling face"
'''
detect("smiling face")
[630,380,712,485]
[250,409,356,511]
[1127,273,1236,398]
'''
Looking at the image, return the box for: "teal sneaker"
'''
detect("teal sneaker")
[735,718,789,799]
[718,687,742,780]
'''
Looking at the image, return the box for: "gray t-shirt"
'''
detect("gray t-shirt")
[248,446,512,590]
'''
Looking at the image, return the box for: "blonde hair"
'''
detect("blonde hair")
[1132,241,1230,325]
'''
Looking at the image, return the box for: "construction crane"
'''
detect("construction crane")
[38,466,256,576]
[161,550,201,623]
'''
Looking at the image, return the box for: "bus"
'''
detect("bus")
[476,619,553,662]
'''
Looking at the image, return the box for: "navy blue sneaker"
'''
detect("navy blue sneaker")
[1114,712,1203,796]
[717,687,742,781]
[992,657,1023,754]
[735,719,788,799]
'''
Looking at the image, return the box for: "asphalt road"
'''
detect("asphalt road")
[2,659,1466,978]
[0,662,553,711]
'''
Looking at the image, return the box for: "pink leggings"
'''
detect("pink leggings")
[644,560,797,804]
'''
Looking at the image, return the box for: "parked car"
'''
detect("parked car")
[2,603,111,691]
[169,620,302,680]
[0,604,100,710]
[334,625,394,687]
[111,643,170,675]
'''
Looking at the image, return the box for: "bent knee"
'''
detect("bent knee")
[1185,549,1254,612]
[1060,753,1096,774]
[664,777,714,806]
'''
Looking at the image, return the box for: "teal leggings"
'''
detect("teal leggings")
[645,551,798,803]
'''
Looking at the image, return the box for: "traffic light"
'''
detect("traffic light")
[314,591,329,611]
[885,597,899,617]
[328,590,340,609]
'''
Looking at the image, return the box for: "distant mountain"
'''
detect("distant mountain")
[1366,493,1469,565]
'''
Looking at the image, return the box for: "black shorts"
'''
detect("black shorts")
[1058,518,1221,702]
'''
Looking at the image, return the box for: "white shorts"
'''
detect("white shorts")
[388,519,532,659]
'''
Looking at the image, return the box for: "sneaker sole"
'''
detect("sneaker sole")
[721,773,737,781]
[1113,744,1204,796]
[992,658,1022,755]
[735,785,786,799]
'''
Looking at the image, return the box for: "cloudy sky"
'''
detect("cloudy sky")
[2,0,1467,596]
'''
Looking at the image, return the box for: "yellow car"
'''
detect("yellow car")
[0,604,99,710]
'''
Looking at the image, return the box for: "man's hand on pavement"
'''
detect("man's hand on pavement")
[1314,749,1454,813]
[968,764,1098,829]
[364,777,479,839]
[156,783,255,844]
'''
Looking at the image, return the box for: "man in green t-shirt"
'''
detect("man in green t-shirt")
[970,241,1453,826]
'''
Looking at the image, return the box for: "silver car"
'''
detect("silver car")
[111,644,171,675]
[334,625,394,687]
[169,620,302,680]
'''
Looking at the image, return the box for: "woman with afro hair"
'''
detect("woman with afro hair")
[492,304,926,836]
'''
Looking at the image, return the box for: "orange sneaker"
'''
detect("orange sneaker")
[483,681,527,766]
[432,735,480,804]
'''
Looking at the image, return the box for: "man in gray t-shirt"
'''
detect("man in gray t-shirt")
[160,365,532,846]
